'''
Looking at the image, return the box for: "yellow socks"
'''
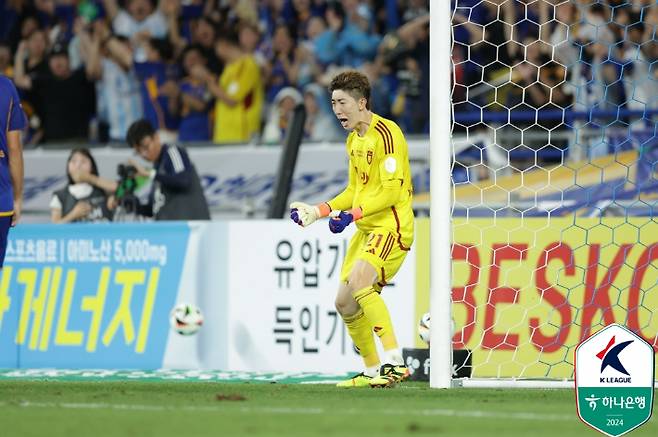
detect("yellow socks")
[343,309,379,368]
[353,286,399,351]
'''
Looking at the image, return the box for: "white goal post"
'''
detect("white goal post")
[429,0,454,389]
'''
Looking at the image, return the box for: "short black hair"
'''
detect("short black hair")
[216,27,240,47]
[147,37,174,62]
[179,43,207,74]
[50,42,69,58]
[126,119,156,147]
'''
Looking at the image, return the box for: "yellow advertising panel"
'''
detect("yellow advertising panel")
[415,217,658,379]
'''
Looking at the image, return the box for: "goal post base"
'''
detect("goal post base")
[452,378,573,389]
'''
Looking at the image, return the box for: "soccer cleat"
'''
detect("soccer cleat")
[369,364,410,388]
[336,372,373,388]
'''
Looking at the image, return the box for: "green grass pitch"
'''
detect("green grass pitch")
[1,380,656,437]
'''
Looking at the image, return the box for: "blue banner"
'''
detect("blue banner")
[0,223,189,369]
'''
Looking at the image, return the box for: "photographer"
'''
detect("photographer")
[123,119,210,221]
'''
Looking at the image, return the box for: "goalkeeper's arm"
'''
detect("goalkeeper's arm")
[289,164,356,227]
[349,184,402,220]
[289,185,354,228]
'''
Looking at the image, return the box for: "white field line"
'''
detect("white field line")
[0,401,576,421]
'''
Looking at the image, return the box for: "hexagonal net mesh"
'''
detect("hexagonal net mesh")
[449,0,658,381]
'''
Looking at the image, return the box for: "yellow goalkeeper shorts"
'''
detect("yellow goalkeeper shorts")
[340,228,411,288]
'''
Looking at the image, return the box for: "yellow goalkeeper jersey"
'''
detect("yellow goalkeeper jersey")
[328,113,414,248]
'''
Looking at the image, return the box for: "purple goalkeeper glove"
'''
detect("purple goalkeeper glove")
[328,211,353,233]
[290,208,302,226]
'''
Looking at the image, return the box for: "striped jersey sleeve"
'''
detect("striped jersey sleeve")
[373,117,407,189]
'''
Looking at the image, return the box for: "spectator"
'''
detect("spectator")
[291,0,320,41]
[50,148,116,223]
[314,2,380,68]
[85,21,144,143]
[128,37,181,142]
[0,42,11,76]
[262,86,303,144]
[238,20,266,68]
[340,3,381,66]
[13,42,96,143]
[298,15,328,83]
[551,2,580,68]
[16,29,49,79]
[103,0,168,62]
[302,82,341,142]
[401,0,429,24]
[7,14,42,54]
[313,1,346,66]
[264,23,303,102]
[306,14,327,44]
[204,30,263,144]
[228,0,259,28]
[258,0,295,41]
[621,18,658,115]
[124,119,210,220]
[178,44,212,142]
[190,16,222,74]
[293,33,321,88]
[361,61,393,120]
[13,29,50,144]
[160,0,186,56]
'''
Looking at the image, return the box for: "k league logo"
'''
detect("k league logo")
[597,336,633,383]
[575,324,655,437]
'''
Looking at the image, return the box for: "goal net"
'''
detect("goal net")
[430,0,658,387]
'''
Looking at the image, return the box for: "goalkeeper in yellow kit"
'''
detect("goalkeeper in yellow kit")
[290,71,414,388]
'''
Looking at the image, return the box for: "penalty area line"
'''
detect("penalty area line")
[0,401,574,421]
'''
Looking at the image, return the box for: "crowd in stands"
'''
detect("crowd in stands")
[452,0,658,159]
[0,0,430,146]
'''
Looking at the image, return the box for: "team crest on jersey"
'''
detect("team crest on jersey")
[367,150,373,164]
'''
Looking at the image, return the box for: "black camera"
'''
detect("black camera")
[117,164,137,180]
[397,69,421,97]
[115,163,139,215]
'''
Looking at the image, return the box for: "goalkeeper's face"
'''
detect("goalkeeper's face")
[331,89,366,131]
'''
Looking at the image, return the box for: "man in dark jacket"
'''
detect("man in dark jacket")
[124,119,210,220]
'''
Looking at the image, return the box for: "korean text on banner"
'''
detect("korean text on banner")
[0,223,189,369]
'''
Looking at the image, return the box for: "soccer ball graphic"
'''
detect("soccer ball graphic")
[169,303,203,335]
[418,312,430,344]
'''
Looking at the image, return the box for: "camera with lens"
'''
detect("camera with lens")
[397,69,421,98]
[117,164,137,180]
[114,164,139,219]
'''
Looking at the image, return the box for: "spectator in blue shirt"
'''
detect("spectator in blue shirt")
[178,44,211,142]
[132,37,181,141]
[314,2,380,68]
